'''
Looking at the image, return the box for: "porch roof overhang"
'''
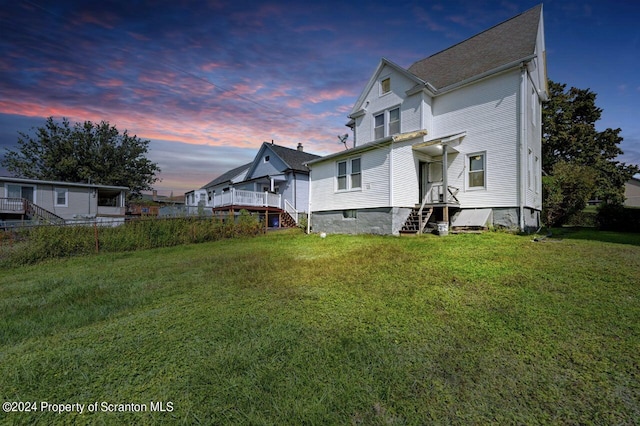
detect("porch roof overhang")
[412,131,466,156]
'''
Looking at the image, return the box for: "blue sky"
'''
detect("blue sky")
[1,0,638,195]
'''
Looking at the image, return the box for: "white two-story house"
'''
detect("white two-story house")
[307,4,547,234]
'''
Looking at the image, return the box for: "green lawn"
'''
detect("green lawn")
[1,230,639,424]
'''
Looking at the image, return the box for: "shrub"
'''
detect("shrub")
[0,214,265,267]
[596,204,640,232]
[542,161,597,227]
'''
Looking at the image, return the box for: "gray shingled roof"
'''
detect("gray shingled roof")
[268,144,321,172]
[408,4,541,90]
[201,163,251,189]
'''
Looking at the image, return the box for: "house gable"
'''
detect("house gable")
[349,59,432,147]
[246,143,290,180]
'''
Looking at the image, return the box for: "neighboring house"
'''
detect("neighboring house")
[625,177,640,208]
[307,4,547,235]
[184,189,208,214]
[0,176,128,226]
[129,190,185,216]
[190,142,321,226]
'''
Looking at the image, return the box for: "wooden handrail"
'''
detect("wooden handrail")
[23,199,66,224]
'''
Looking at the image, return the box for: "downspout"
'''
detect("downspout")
[389,139,394,206]
[518,64,528,231]
[442,145,449,222]
[293,171,296,210]
[306,168,312,234]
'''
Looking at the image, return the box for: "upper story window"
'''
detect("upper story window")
[337,158,362,191]
[374,107,400,140]
[264,155,270,163]
[380,77,390,95]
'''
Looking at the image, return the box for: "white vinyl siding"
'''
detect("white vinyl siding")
[353,64,422,147]
[310,145,391,211]
[432,70,520,208]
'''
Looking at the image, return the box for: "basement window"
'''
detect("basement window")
[343,210,357,219]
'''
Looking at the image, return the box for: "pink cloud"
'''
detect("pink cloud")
[308,88,355,104]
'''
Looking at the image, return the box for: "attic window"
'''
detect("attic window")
[380,78,391,95]
[264,155,270,163]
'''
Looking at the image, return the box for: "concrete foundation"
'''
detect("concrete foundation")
[312,206,540,235]
[311,207,412,235]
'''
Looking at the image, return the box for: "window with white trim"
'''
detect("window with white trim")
[336,158,362,191]
[528,148,533,190]
[55,188,68,207]
[373,107,400,140]
[380,77,390,95]
[468,153,486,189]
[534,156,539,193]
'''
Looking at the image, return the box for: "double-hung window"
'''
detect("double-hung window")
[337,158,362,191]
[468,153,486,189]
[373,107,400,140]
[55,188,68,207]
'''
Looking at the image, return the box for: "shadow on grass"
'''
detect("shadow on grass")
[548,227,640,247]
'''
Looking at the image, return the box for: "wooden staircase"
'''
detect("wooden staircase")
[0,198,66,225]
[280,211,297,228]
[400,205,434,235]
[24,199,66,225]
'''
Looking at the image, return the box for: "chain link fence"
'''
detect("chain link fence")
[0,212,264,267]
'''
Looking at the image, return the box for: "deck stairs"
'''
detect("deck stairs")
[0,198,65,225]
[280,210,297,228]
[25,200,66,225]
[399,205,434,235]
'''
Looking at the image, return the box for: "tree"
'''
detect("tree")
[542,80,638,206]
[1,117,161,197]
[542,161,597,227]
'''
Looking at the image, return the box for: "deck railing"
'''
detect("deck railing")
[0,197,66,225]
[0,198,25,213]
[212,189,282,209]
[424,184,460,204]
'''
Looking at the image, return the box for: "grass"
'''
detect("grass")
[0,229,639,424]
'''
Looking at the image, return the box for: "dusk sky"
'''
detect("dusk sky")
[1,0,639,196]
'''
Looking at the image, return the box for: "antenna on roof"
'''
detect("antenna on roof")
[338,134,349,150]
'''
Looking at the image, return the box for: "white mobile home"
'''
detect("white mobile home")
[308,5,547,234]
